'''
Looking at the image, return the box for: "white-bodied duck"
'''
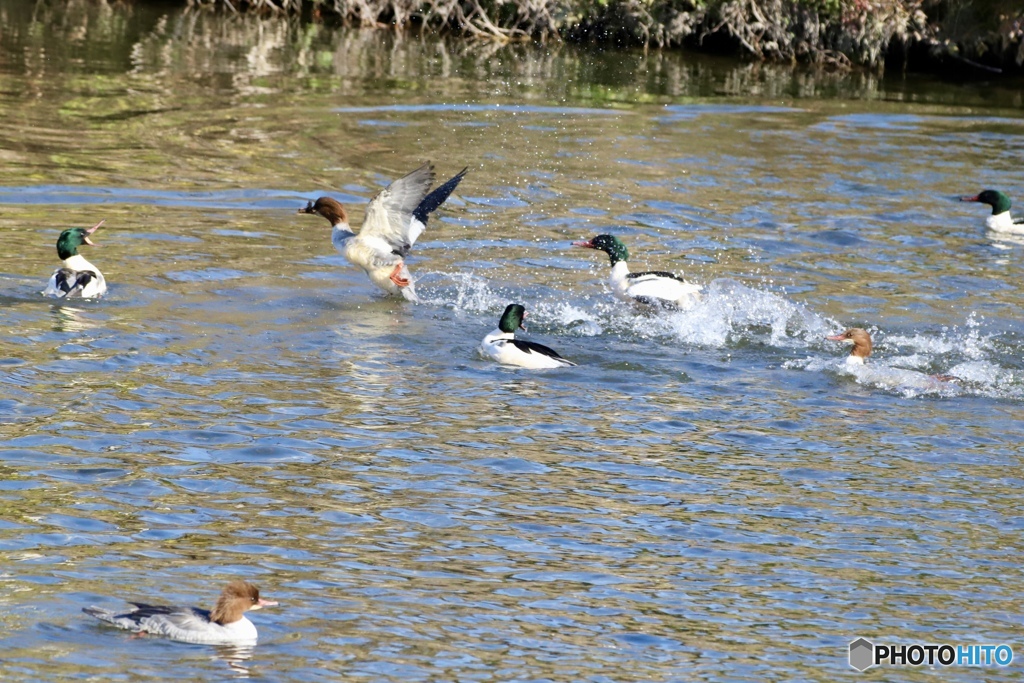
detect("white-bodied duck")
[573,234,702,309]
[299,163,467,302]
[43,220,107,299]
[960,189,1024,234]
[83,580,277,645]
[480,304,576,369]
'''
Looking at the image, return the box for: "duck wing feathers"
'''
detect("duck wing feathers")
[84,603,213,633]
[54,268,98,298]
[509,339,576,365]
[362,163,436,255]
[413,167,469,226]
[626,270,684,282]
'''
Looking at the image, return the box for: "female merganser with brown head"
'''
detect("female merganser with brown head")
[299,163,467,302]
[827,327,965,386]
[83,580,277,645]
[480,304,576,369]
[43,220,107,299]
[960,190,1024,234]
[827,328,872,365]
[572,234,702,310]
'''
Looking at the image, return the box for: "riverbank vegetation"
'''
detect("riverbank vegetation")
[182,0,1023,73]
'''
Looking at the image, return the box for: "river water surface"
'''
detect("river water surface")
[0,2,1022,681]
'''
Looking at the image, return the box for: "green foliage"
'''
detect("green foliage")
[793,0,844,18]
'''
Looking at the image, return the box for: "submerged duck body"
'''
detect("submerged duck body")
[83,580,277,645]
[43,220,107,299]
[827,327,962,386]
[573,234,702,309]
[300,163,468,302]
[480,304,576,369]
[960,190,1024,234]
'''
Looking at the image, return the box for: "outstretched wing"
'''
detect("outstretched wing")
[509,339,576,366]
[361,163,435,255]
[413,167,468,226]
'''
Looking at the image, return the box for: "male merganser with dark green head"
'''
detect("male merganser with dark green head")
[43,220,107,299]
[480,304,576,369]
[572,234,702,309]
[299,163,467,302]
[960,190,1024,234]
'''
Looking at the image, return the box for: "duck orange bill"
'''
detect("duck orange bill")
[83,219,104,245]
[257,598,278,607]
[572,240,595,248]
[826,334,847,341]
[960,195,981,202]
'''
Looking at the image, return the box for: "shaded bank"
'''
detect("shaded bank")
[5,0,1022,113]
[182,0,1024,74]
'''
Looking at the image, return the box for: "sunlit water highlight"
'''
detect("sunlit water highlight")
[0,3,1022,682]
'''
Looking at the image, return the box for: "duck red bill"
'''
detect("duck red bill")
[257,598,278,607]
[83,220,104,245]
[826,334,846,341]
[572,240,594,247]
[960,195,981,202]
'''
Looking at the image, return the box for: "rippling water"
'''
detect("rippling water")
[1,2,1022,681]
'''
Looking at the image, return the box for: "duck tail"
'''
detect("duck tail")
[83,606,116,624]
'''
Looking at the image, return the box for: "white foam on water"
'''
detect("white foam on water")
[418,270,1023,399]
[844,363,964,399]
[529,301,604,337]
[417,271,514,313]
[792,315,1021,399]
[885,314,993,361]
[655,278,836,348]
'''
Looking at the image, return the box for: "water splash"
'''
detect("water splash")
[661,279,835,348]
[788,316,1021,399]
[420,272,834,347]
[417,271,512,313]
[418,271,1021,399]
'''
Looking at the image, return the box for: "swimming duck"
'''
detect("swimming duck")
[960,190,1024,234]
[43,220,107,299]
[83,580,277,645]
[827,328,962,383]
[480,304,576,369]
[299,163,468,302]
[826,328,872,365]
[572,234,702,309]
